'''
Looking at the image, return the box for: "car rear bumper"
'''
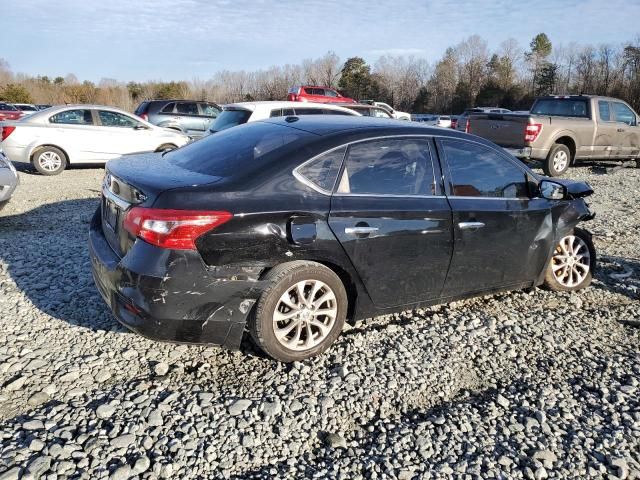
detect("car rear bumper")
[503,147,548,161]
[88,208,265,349]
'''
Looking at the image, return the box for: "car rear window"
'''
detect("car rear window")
[0,103,18,111]
[210,109,253,132]
[531,99,589,118]
[168,122,311,176]
[135,102,149,115]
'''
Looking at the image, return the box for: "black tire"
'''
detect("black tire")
[156,143,178,153]
[543,144,571,177]
[32,146,68,175]
[249,261,348,362]
[543,227,596,292]
[0,200,7,212]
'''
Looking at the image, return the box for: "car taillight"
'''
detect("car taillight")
[464,119,471,134]
[139,112,148,121]
[525,123,542,142]
[451,119,457,129]
[1,126,15,141]
[123,208,232,250]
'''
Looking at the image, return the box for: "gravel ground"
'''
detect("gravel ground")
[0,162,639,480]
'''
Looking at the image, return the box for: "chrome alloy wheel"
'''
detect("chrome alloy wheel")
[553,150,569,172]
[551,234,591,287]
[38,151,62,172]
[272,280,337,351]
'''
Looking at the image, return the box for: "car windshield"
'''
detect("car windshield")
[210,109,253,132]
[169,122,311,176]
[531,99,589,118]
[17,105,37,111]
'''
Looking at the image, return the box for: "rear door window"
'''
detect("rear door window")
[160,102,176,113]
[337,138,435,195]
[135,102,149,115]
[324,89,338,97]
[176,102,199,115]
[294,108,324,115]
[269,109,283,118]
[49,109,94,125]
[98,110,140,127]
[296,146,346,192]
[441,139,529,198]
[598,101,611,122]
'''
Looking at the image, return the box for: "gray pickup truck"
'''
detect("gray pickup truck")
[468,95,640,176]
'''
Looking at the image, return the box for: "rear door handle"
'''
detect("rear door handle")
[345,226,379,236]
[617,128,626,132]
[458,221,485,231]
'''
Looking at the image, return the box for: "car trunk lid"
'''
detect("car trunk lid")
[101,152,223,257]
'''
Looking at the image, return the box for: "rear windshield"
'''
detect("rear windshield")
[210,109,253,132]
[531,99,589,118]
[168,122,311,176]
[134,102,149,115]
[17,105,37,111]
[0,103,17,111]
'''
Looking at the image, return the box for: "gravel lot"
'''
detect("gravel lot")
[0,162,639,480]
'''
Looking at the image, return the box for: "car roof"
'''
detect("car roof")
[15,104,146,124]
[223,101,360,115]
[258,115,476,138]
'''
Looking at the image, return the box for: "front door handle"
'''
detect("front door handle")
[458,221,485,231]
[345,226,379,236]
[617,128,626,132]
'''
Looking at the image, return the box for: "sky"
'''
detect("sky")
[1,0,639,83]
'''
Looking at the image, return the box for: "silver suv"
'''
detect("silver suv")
[134,100,221,138]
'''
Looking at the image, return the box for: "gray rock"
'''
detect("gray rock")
[147,409,163,427]
[133,456,151,475]
[0,467,21,480]
[29,439,45,452]
[27,455,52,478]
[324,433,347,449]
[96,403,116,419]
[111,434,135,449]
[496,394,510,409]
[154,362,169,376]
[611,458,629,480]
[228,399,252,416]
[110,464,132,480]
[5,376,26,391]
[23,420,44,431]
[28,391,50,406]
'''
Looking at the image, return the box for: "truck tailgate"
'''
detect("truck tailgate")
[469,113,531,147]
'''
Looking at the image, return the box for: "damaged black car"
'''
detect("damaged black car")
[89,116,596,362]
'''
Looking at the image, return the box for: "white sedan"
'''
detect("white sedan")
[0,105,190,175]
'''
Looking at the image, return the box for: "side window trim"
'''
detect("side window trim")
[436,137,534,200]
[293,135,457,197]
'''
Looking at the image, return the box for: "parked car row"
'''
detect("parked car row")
[0,103,52,121]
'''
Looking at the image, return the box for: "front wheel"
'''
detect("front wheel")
[543,144,571,177]
[33,146,68,175]
[249,261,348,362]
[543,228,596,291]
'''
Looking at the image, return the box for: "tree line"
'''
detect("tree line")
[1,33,639,114]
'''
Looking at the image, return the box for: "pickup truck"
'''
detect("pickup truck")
[468,95,640,176]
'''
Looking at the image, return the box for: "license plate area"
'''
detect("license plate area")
[103,197,120,232]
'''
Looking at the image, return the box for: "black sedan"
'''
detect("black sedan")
[90,116,596,362]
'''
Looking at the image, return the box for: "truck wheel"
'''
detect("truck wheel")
[249,261,347,362]
[543,144,571,177]
[543,228,596,292]
[33,147,68,175]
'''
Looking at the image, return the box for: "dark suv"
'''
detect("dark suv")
[134,100,221,138]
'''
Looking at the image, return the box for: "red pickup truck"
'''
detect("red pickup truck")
[0,103,23,121]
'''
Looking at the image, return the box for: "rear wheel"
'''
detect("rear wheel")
[543,228,595,291]
[32,146,67,175]
[543,144,571,177]
[249,261,347,362]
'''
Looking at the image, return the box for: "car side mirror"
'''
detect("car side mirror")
[539,180,567,200]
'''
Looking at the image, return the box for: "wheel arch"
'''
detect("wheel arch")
[551,134,577,163]
[30,144,70,164]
